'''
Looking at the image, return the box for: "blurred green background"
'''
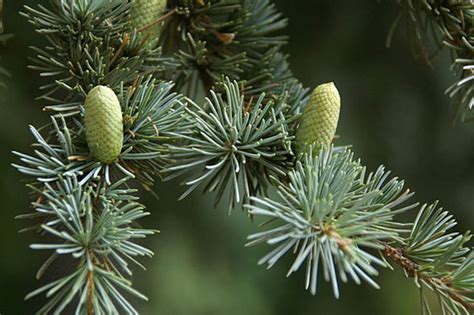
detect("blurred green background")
[1,1,473,314]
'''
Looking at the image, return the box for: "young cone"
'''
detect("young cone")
[129,0,167,36]
[296,82,341,155]
[84,86,124,164]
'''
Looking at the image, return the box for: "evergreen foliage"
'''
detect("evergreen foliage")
[390,0,474,121]
[11,0,473,314]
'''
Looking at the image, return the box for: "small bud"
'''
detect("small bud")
[296,82,341,155]
[84,86,123,164]
[129,0,167,34]
[213,31,235,44]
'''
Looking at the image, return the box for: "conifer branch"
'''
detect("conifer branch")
[390,0,474,122]
[165,79,296,211]
[11,0,473,314]
[15,2,190,313]
[246,146,473,314]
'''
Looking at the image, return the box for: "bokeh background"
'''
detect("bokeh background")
[1,1,473,314]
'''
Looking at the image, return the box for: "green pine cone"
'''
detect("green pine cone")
[296,82,341,155]
[129,0,167,35]
[84,86,124,164]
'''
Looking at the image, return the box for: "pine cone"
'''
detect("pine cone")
[129,0,167,34]
[84,86,124,164]
[296,82,341,155]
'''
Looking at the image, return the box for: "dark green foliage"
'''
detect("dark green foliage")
[22,0,166,103]
[391,0,474,122]
[160,0,305,105]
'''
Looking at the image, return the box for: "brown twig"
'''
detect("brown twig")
[323,225,353,253]
[138,8,177,33]
[86,257,95,315]
[383,244,474,312]
[209,29,235,44]
[110,33,130,66]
